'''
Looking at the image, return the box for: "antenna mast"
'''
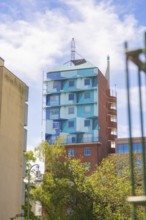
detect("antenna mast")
[71,38,75,61]
[105,55,110,88]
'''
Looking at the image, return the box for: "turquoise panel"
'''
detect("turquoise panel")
[62,118,76,133]
[62,79,77,92]
[77,104,94,117]
[77,90,94,104]
[61,70,77,78]
[77,68,97,77]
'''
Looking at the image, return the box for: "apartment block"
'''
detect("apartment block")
[0,57,28,219]
[44,57,117,171]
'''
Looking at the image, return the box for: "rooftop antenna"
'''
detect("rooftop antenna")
[71,38,75,62]
[105,55,110,88]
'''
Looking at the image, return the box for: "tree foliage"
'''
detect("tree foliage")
[22,151,39,220]
[31,140,143,220]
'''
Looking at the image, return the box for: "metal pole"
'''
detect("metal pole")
[27,164,39,220]
[125,42,136,219]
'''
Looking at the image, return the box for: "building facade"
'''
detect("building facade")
[0,57,28,219]
[116,137,146,154]
[44,58,117,171]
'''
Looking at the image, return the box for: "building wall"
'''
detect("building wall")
[98,70,109,159]
[0,59,28,220]
[44,61,117,172]
[45,66,99,144]
[66,142,102,172]
[116,137,146,154]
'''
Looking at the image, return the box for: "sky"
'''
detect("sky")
[0,0,146,150]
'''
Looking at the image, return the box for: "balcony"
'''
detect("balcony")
[108,121,117,129]
[107,108,117,116]
[108,134,117,141]
[108,96,116,103]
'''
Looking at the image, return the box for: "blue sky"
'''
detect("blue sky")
[0,0,146,150]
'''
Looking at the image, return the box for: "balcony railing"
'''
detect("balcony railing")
[48,136,99,145]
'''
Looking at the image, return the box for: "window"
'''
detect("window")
[117,144,123,154]
[53,81,60,88]
[123,144,128,153]
[68,149,74,157]
[84,78,90,85]
[50,108,59,115]
[111,129,117,135]
[84,92,90,99]
[110,116,117,122]
[68,121,74,128]
[50,95,59,101]
[51,136,56,144]
[68,107,74,114]
[53,121,60,129]
[69,80,74,87]
[83,134,92,143]
[111,141,115,148]
[67,135,76,143]
[84,147,91,156]
[133,143,137,153]
[84,120,90,127]
[69,93,74,100]
[84,106,90,113]
[137,143,142,153]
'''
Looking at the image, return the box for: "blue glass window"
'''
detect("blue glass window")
[69,80,74,87]
[68,107,74,114]
[84,148,91,156]
[84,106,91,113]
[84,78,90,85]
[53,81,60,89]
[69,93,74,100]
[50,108,59,115]
[84,120,90,127]
[84,92,90,99]
[137,143,142,153]
[68,121,74,128]
[68,149,74,157]
[50,95,59,101]
[117,144,123,154]
[133,143,137,153]
[67,135,76,143]
[123,144,129,153]
[72,137,76,143]
[53,121,60,129]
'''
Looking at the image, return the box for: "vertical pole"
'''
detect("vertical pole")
[145,32,146,73]
[137,66,146,219]
[144,32,146,133]
[125,42,136,219]
[137,67,146,192]
[27,171,30,220]
[26,164,39,220]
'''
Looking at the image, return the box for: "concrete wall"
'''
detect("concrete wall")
[0,59,28,220]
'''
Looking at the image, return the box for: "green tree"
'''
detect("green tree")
[32,140,143,220]
[89,154,143,220]
[22,151,39,220]
[33,140,96,220]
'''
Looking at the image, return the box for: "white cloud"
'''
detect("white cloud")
[118,86,146,112]
[0,0,145,85]
[0,0,145,146]
[117,85,146,137]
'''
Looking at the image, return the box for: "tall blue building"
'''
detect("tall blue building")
[44,59,99,145]
[44,48,117,171]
